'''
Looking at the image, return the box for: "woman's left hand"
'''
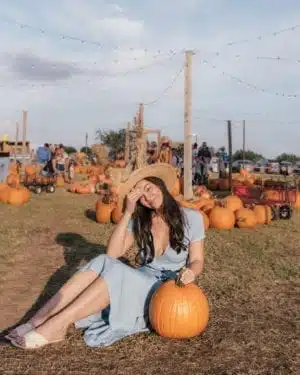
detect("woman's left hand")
[179,267,196,285]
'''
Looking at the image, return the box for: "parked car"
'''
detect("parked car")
[293,162,300,175]
[266,160,280,174]
[254,159,269,173]
[232,160,254,173]
[279,161,293,176]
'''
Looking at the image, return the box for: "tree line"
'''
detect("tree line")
[63,129,300,164]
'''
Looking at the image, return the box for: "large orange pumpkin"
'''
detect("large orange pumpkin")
[209,206,235,230]
[252,205,272,224]
[235,208,257,228]
[149,277,209,339]
[95,201,113,224]
[6,186,30,205]
[222,195,243,212]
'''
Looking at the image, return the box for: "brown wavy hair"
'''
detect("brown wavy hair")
[132,176,187,265]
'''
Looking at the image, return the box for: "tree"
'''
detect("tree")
[276,153,300,163]
[80,146,92,154]
[64,146,77,154]
[95,129,126,158]
[232,149,264,162]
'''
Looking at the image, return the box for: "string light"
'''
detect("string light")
[202,59,299,98]
[1,16,299,53]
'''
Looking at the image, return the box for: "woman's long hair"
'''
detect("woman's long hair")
[132,176,187,265]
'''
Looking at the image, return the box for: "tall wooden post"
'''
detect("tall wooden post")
[183,51,194,200]
[242,120,246,168]
[22,110,28,156]
[15,121,19,158]
[125,122,130,163]
[227,120,233,192]
[135,103,146,169]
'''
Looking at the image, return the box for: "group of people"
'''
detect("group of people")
[35,143,74,181]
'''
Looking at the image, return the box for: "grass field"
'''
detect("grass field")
[0,186,299,375]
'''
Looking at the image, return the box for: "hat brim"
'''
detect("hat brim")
[118,163,177,210]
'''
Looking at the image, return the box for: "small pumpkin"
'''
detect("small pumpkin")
[235,208,257,228]
[222,195,243,212]
[149,275,209,339]
[209,206,235,230]
[96,200,113,223]
[252,205,272,224]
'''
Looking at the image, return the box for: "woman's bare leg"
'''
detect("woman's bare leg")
[15,277,109,346]
[9,270,98,337]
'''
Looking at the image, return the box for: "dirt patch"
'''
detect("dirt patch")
[0,188,299,375]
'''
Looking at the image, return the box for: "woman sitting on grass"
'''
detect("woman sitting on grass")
[6,164,205,349]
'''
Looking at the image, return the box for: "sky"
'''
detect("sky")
[0,0,300,158]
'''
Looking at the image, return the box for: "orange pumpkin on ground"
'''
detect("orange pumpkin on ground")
[209,206,235,230]
[235,208,257,228]
[252,205,272,225]
[149,273,209,339]
[6,186,30,205]
[222,195,243,212]
[96,201,114,224]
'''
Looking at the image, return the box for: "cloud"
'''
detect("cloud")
[0,0,299,157]
[2,51,83,81]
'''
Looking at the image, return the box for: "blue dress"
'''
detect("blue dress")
[75,208,205,347]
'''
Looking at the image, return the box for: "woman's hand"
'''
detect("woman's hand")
[125,188,142,215]
[178,267,196,285]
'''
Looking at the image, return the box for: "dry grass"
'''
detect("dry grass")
[0,187,299,375]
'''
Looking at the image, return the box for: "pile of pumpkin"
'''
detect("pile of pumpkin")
[0,163,30,205]
[69,167,113,194]
[207,170,258,191]
[176,185,272,230]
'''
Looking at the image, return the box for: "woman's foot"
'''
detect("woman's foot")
[11,318,67,349]
[6,322,35,340]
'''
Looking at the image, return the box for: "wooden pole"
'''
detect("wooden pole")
[242,120,246,168]
[183,51,194,200]
[22,110,28,161]
[15,121,19,158]
[227,120,233,192]
[125,122,130,163]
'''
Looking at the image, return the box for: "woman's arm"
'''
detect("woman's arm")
[187,239,204,277]
[106,211,134,258]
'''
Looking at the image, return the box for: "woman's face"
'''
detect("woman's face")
[134,179,163,210]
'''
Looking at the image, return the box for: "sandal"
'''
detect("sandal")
[10,330,64,350]
[5,322,34,340]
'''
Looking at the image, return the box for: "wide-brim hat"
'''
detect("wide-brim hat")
[118,163,177,209]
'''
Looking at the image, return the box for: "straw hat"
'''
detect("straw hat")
[118,163,177,209]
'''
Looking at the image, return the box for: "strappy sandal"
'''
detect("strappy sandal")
[10,330,64,350]
[5,322,34,340]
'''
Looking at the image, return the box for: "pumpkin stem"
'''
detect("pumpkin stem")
[175,268,185,287]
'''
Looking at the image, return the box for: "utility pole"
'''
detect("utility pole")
[85,132,88,153]
[184,50,194,200]
[15,121,19,159]
[21,110,28,162]
[242,120,246,167]
[227,120,233,192]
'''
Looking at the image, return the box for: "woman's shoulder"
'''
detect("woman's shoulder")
[181,207,202,223]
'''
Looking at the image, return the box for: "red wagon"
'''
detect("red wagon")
[232,180,296,220]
